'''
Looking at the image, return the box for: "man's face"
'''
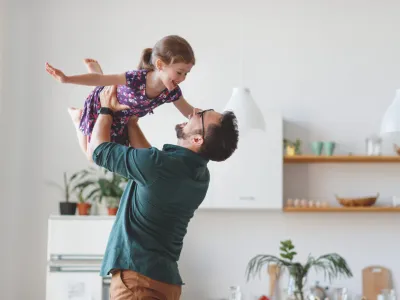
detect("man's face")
[175,108,222,142]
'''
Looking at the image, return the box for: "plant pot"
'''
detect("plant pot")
[107,207,118,215]
[59,202,77,215]
[286,145,296,156]
[91,199,108,215]
[77,203,92,215]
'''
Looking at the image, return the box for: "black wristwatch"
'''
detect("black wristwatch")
[98,107,114,118]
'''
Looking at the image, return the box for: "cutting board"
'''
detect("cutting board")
[267,264,281,298]
[362,266,391,300]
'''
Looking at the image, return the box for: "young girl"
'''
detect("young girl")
[45,35,197,159]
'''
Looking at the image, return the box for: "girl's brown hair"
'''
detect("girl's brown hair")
[137,35,195,70]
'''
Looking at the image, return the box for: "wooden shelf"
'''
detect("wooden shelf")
[283,206,400,212]
[284,155,400,163]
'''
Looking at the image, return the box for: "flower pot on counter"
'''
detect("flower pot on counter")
[59,202,77,215]
[77,203,92,215]
[107,207,118,216]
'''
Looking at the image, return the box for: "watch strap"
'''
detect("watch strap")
[98,107,114,117]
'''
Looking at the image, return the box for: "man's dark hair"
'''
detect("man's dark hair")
[199,111,239,161]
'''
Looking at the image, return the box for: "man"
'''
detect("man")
[88,85,239,300]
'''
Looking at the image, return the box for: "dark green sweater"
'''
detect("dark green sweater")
[93,142,210,285]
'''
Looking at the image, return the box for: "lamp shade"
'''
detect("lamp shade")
[381,89,400,135]
[224,87,265,134]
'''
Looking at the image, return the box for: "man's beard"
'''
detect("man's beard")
[175,124,189,140]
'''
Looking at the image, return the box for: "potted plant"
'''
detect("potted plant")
[71,168,99,215]
[47,171,79,215]
[73,167,128,215]
[96,170,126,215]
[106,197,120,215]
[246,240,353,300]
[75,185,92,215]
[284,139,302,156]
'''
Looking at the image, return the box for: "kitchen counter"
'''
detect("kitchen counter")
[49,214,116,220]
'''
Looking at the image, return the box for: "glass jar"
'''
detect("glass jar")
[366,135,382,156]
[229,286,243,300]
[333,288,349,300]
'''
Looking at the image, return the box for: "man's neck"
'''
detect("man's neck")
[177,139,198,153]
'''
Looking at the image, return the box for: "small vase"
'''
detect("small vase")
[287,275,307,300]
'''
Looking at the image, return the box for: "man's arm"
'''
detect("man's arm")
[88,114,113,152]
[91,142,160,185]
[127,117,151,149]
[88,86,159,185]
[88,85,130,155]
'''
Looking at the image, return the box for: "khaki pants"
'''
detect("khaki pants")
[109,269,182,300]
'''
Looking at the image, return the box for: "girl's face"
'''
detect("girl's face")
[158,61,193,91]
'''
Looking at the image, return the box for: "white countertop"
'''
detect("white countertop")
[49,214,116,220]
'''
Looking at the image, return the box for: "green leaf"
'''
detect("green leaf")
[245,254,290,282]
[280,253,290,259]
[72,180,96,190]
[86,188,100,199]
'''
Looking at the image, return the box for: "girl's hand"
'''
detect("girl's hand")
[45,62,68,83]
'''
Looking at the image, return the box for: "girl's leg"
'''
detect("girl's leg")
[68,107,88,156]
[68,59,104,160]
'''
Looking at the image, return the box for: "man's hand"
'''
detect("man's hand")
[99,85,130,112]
[45,62,68,83]
[128,116,139,125]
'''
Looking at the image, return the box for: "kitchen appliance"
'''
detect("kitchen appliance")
[46,254,110,300]
[46,215,115,300]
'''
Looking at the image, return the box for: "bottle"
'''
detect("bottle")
[229,286,243,300]
[390,289,396,300]
[365,134,382,156]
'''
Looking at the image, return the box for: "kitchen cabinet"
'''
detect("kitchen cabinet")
[47,215,114,255]
[199,111,283,209]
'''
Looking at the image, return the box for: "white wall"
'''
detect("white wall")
[1,1,50,299]
[3,0,400,299]
[0,1,13,299]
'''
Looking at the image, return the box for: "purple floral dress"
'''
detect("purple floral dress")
[79,69,182,145]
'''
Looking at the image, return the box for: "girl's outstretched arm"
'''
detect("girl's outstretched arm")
[45,62,126,86]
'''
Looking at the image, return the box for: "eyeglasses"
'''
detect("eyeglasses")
[196,109,214,140]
